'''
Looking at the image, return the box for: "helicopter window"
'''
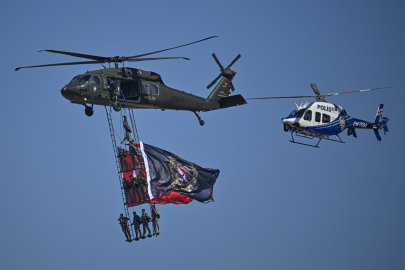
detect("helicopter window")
[315,112,321,122]
[69,75,81,84]
[103,77,108,89]
[78,75,91,84]
[90,76,100,85]
[303,110,312,121]
[293,109,306,117]
[142,83,150,95]
[322,113,330,123]
[151,84,159,95]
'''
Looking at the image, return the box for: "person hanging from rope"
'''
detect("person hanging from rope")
[117,146,129,172]
[123,179,133,203]
[118,213,132,242]
[120,115,132,144]
[151,204,160,235]
[131,211,143,241]
[129,175,142,202]
[141,209,152,238]
[139,177,149,201]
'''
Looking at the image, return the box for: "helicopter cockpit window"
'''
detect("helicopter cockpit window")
[141,83,150,95]
[69,75,81,84]
[303,110,312,121]
[289,109,306,117]
[315,112,321,122]
[90,75,100,85]
[78,75,91,84]
[151,84,159,95]
[322,113,330,123]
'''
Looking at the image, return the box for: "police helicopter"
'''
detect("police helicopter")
[15,36,246,126]
[247,84,392,148]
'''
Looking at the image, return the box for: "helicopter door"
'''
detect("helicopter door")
[121,80,141,102]
[302,110,313,126]
[102,77,109,90]
[89,75,101,95]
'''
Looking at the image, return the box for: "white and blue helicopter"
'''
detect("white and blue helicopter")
[247,84,391,148]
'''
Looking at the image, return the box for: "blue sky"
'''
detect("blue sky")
[1,1,405,269]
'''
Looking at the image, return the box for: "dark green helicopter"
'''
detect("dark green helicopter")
[15,36,246,125]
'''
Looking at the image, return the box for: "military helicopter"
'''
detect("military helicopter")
[247,84,392,147]
[15,36,246,126]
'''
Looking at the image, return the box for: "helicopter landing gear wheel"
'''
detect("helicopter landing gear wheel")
[283,123,290,132]
[84,104,94,117]
[193,111,205,126]
[112,101,122,112]
[85,107,94,117]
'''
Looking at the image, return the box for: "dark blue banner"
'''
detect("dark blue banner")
[141,143,220,203]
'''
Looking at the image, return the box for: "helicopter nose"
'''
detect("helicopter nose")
[281,117,291,124]
[61,86,69,99]
[61,86,76,100]
[281,116,297,126]
[61,86,67,95]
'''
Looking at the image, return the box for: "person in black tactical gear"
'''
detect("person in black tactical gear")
[123,180,132,203]
[129,175,142,202]
[151,204,160,235]
[139,177,149,201]
[117,146,129,172]
[108,78,116,99]
[141,209,152,238]
[118,213,132,242]
[131,211,143,241]
[120,116,132,144]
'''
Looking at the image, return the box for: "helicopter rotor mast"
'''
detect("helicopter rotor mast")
[15,36,218,71]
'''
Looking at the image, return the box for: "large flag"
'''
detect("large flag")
[140,142,220,204]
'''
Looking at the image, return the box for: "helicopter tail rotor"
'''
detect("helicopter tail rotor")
[207,53,241,91]
[206,53,246,108]
[374,103,389,136]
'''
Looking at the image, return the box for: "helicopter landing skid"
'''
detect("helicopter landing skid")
[289,129,345,148]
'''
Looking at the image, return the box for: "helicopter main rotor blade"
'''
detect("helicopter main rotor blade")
[227,54,241,68]
[310,83,321,96]
[207,74,222,89]
[212,53,224,71]
[39,49,106,61]
[15,60,105,71]
[127,57,190,62]
[325,86,394,97]
[246,95,317,100]
[126,36,218,59]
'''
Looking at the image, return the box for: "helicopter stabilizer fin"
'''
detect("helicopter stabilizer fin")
[219,94,247,109]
